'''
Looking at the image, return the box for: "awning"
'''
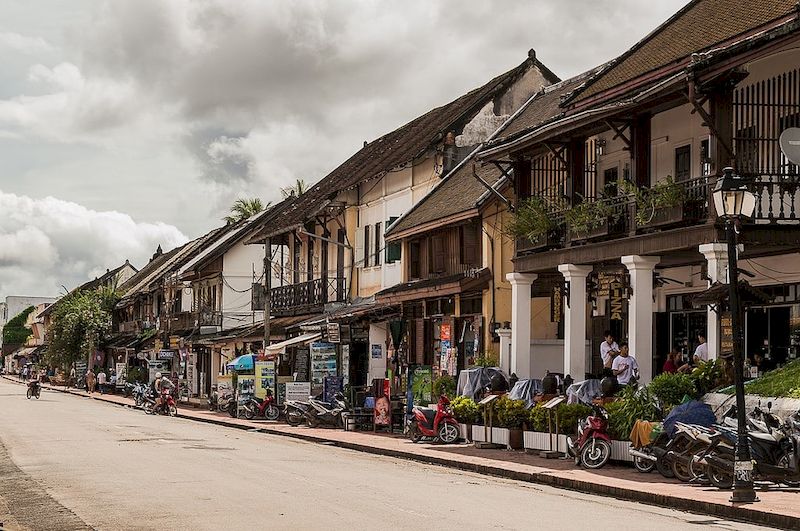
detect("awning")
[227,354,254,371]
[375,268,491,304]
[12,347,37,360]
[265,332,321,354]
[692,281,772,308]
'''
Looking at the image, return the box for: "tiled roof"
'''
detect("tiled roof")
[573,0,797,103]
[248,56,559,241]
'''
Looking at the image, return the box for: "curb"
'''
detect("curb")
[4,375,797,530]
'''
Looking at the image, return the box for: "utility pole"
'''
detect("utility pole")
[263,237,271,352]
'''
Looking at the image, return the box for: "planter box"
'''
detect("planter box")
[636,204,683,230]
[459,423,472,442]
[523,431,632,461]
[569,221,609,242]
[472,425,488,442]
[517,229,563,254]
[492,427,510,446]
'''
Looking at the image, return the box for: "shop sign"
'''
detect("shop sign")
[596,271,625,297]
[169,335,180,349]
[441,323,452,342]
[157,350,176,360]
[285,381,311,402]
[350,325,368,342]
[720,312,734,358]
[609,282,627,321]
[186,352,197,396]
[410,365,433,405]
[551,284,563,323]
[341,344,350,386]
[340,324,351,343]
[323,375,344,403]
[326,322,341,343]
[371,344,383,359]
[311,342,337,388]
[254,360,276,399]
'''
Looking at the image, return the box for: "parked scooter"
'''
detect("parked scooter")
[306,393,346,428]
[284,399,312,426]
[216,391,237,417]
[567,405,612,469]
[243,389,280,421]
[131,382,149,408]
[406,394,460,444]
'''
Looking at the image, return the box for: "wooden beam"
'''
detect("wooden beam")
[603,120,632,150]
[544,143,568,168]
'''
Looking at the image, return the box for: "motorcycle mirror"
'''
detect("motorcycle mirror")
[767,401,772,411]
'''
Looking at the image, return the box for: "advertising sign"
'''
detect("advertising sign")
[115,362,127,385]
[326,322,341,343]
[285,381,312,402]
[323,375,344,403]
[147,359,170,382]
[217,374,234,400]
[374,379,391,427]
[157,350,175,360]
[340,344,350,386]
[276,376,293,405]
[411,365,433,405]
[371,344,383,359]
[186,351,197,396]
[237,375,255,416]
[311,342,337,388]
[254,360,276,399]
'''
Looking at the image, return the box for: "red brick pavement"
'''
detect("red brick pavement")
[6,376,799,529]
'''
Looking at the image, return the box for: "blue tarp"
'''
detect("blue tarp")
[227,354,254,372]
[508,379,543,408]
[663,400,716,437]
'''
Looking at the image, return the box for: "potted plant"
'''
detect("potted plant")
[432,374,456,399]
[450,395,480,441]
[496,396,528,449]
[565,194,615,241]
[623,176,685,229]
[508,196,566,251]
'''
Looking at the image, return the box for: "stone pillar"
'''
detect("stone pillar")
[622,255,660,384]
[699,243,729,361]
[557,264,592,380]
[497,328,512,375]
[506,273,537,379]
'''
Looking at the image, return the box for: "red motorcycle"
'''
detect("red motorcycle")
[243,389,280,421]
[566,405,611,469]
[147,389,178,416]
[407,395,460,444]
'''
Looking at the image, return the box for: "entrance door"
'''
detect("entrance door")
[350,342,368,387]
[746,306,792,367]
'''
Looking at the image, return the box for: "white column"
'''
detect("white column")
[506,273,537,379]
[497,328,512,375]
[622,255,660,384]
[557,264,592,380]
[699,243,729,361]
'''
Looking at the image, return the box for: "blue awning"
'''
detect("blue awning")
[227,354,254,372]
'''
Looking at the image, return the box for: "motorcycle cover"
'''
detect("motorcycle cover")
[663,400,716,437]
[508,379,543,408]
[456,367,509,400]
[566,379,601,405]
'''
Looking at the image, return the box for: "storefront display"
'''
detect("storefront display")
[254,359,276,399]
[410,365,432,405]
[285,381,311,402]
[311,342,337,390]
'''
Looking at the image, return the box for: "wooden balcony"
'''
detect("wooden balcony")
[166,311,196,332]
[270,277,347,316]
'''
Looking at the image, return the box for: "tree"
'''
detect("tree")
[223,198,269,225]
[280,179,308,199]
[45,287,118,371]
[2,306,34,346]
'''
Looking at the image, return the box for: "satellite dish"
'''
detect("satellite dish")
[779,127,800,166]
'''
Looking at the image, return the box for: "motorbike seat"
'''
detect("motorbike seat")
[418,407,436,425]
[750,431,779,443]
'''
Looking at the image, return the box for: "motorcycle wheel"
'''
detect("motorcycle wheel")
[709,465,733,489]
[286,411,303,426]
[672,457,693,483]
[633,455,655,473]
[580,439,611,470]
[656,457,675,478]
[244,407,255,420]
[167,404,177,417]
[35,388,41,399]
[265,405,280,421]
[438,422,459,444]
[688,450,708,482]
[228,404,237,418]
[26,388,32,399]
[410,425,422,443]
[307,416,319,428]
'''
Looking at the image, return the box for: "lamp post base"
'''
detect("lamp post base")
[730,488,759,504]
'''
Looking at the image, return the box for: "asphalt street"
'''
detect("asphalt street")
[0,378,775,531]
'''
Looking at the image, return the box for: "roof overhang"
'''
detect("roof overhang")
[376,268,491,304]
[385,209,480,242]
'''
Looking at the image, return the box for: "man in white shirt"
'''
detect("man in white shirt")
[600,331,619,370]
[612,343,639,385]
[97,369,107,394]
[693,334,708,364]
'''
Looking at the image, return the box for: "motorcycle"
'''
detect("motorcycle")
[217,392,237,417]
[567,405,611,469]
[26,380,42,400]
[146,390,178,416]
[131,382,149,408]
[305,393,346,428]
[406,395,460,444]
[208,385,219,411]
[243,389,280,421]
[284,399,313,426]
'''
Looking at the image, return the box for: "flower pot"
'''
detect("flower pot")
[508,428,524,450]
[491,427,510,446]
[459,423,472,442]
[472,424,487,442]
[568,221,609,242]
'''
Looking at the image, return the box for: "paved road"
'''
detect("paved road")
[0,378,773,531]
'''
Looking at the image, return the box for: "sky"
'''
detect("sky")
[0,0,688,297]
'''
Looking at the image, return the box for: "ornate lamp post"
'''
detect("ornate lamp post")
[712,167,758,503]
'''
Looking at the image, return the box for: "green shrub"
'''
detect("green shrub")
[433,375,456,398]
[529,403,548,432]
[495,396,529,429]
[691,359,728,395]
[450,396,481,424]
[739,359,800,398]
[608,386,661,440]
[649,372,696,409]
[556,403,593,435]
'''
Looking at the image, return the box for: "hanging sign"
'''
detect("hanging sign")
[609,281,627,321]
[720,312,734,358]
[551,284,563,323]
[326,322,341,343]
[779,127,800,165]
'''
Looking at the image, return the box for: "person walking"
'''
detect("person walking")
[612,342,640,386]
[97,369,107,394]
[68,365,76,388]
[693,334,708,364]
[86,370,96,394]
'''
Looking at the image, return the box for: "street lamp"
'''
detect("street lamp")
[712,167,758,503]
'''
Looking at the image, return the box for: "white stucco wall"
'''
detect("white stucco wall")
[368,322,388,381]
[221,240,265,330]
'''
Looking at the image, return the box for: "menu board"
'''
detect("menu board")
[311,342,337,388]
[294,347,309,381]
[720,312,734,358]
[254,360,276,399]
[285,381,312,402]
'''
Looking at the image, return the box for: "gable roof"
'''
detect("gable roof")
[247,54,559,242]
[571,0,797,104]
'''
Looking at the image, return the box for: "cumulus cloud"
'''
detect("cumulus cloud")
[0,32,53,54]
[0,190,188,297]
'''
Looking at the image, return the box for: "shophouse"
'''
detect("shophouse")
[246,51,560,389]
[478,0,800,384]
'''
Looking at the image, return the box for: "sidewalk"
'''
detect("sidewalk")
[6,375,799,530]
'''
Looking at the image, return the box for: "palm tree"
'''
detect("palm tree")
[223,198,269,224]
[280,178,308,199]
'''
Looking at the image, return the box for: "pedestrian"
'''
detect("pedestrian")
[600,330,619,376]
[22,365,29,381]
[612,342,639,386]
[693,334,708,364]
[69,365,76,388]
[97,369,107,394]
[86,370,96,394]
[662,351,679,374]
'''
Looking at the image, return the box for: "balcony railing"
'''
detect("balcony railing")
[270,277,347,314]
[166,311,196,332]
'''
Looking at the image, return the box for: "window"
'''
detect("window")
[460,223,480,267]
[293,236,301,284]
[374,222,382,267]
[675,145,691,182]
[409,241,421,279]
[430,234,445,274]
[460,294,482,315]
[700,138,712,176]
[363,225,371,268]
[385,217,401,263]
[307,237,314,280]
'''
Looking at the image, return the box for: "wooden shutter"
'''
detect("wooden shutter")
[374,222,381,266]
[385,217,401,263]
[461,223,480,266]
[355,225,365,267]
[431,234,445,273]
[409,241,420,279]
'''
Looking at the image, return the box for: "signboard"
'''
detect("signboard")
[411,365,433,405]
[147,359,170,382]
[720,312,734,358]
[186,351,198,396]
[596,271,625,297]
[609,281,627,321]
[374,379,391,427]
[285,381,312,402]
[551,284,563,323]
[310,342,337,388]
[441,323,451,342]
[157,350,175,360]
[254,360,276,399]
[323,375,344,403]
[350,325,368,342]
[326,322,341,343]
[115,362,126,385]
[169,335,180,349]
[340,324,351,343]
[276,376,293,405]
[237,375,255,416]
[341,344,350,386]
[294,347,309,381]
[217,374,234,400]
[371,344,383,359]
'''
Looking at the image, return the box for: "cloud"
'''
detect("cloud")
[0,32,53,54]
[0,190,188,296]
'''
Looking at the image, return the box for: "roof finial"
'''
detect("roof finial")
[528,48,536,62]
